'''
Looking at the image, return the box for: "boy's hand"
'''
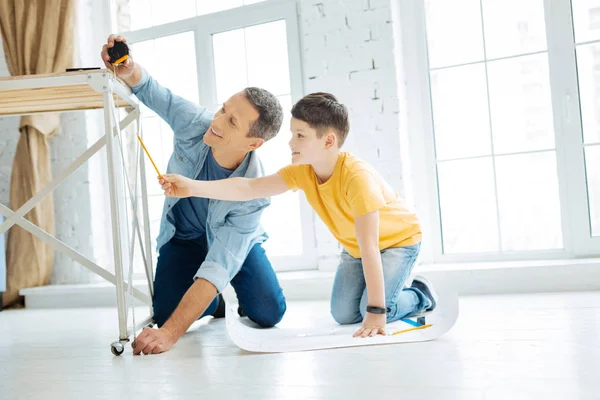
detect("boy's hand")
[353,312,387,338]
[160,174,195,198]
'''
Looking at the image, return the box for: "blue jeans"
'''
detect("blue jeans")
[330,243,431,324]
[152,236,286,328]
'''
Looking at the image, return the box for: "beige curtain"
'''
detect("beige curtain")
[0,0,75,308]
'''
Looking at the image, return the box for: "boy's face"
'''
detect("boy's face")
[204,92,263,153]
[289,117,331,165]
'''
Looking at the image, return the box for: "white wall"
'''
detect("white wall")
[0,47,19,209]
[297,0,410,270]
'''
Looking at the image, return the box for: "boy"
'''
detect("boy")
[159,92,438,338]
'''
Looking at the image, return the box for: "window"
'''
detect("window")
[573,1,600,238]
[126,0,267,30]
[212,21,303,257]
[400,0,600,262]
[129,31,198,264]
[115,0,314,272]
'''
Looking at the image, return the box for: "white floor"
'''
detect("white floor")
[1,292,599,400]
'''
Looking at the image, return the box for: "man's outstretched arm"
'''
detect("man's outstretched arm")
[101,34,212,139]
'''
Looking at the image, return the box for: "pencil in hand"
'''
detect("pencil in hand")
[136,135,162,179]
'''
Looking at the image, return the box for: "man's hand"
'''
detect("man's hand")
[100,34,142,87]
[132,327,177,355]
[353,312,387,338]
[160,174,196,198]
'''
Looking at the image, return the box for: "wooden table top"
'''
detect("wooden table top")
[0,69,136,116]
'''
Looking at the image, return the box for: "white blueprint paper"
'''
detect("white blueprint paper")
[226,285,459,353]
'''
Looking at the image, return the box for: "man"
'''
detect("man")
[101,35,287,355]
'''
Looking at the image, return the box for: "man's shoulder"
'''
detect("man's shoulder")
[244,151,266,178]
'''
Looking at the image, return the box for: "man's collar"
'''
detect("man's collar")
[230,151,264,179]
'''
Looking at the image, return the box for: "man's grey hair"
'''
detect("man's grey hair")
[244,87,284,142]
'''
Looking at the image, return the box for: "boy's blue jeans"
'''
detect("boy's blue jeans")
[152,236,287,328]
[330,243,431,324]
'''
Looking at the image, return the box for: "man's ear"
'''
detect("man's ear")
[248,137,265,151]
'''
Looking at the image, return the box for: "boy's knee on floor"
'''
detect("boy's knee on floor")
[330,305,361,325]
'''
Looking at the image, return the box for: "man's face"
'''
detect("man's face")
[289,117,331,165]
[204,92,263,153]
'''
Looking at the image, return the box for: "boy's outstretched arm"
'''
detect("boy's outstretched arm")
[159,173,289,201]
[353,210,387,338]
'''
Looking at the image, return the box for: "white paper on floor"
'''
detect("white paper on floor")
[226,284,459,353]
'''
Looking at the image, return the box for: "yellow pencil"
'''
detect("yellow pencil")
[390,323,432,336]
[136,135,162,179]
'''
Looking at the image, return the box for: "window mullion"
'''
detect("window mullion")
[194,25,217,108]
[544,0,591,255]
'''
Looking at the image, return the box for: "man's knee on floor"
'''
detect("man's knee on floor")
[246,297,287,328]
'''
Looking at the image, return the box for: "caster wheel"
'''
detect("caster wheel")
[111,341,124,356]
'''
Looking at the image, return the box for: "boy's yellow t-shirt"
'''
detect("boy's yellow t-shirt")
[278,152,421,258]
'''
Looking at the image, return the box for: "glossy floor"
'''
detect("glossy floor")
[1,292,599,400]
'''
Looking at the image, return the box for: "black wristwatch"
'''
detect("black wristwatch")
[366,305,390,314]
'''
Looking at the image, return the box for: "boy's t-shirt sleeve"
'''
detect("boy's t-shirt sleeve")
[346,170,387,217]
[277,164,303,192]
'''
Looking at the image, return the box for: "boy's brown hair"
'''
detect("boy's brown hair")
[291,92,350,147]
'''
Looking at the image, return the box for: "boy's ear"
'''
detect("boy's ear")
[325,131,337,149]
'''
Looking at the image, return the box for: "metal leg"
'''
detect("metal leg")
[124,145,140,334]
[105,92,155,353]
[110,102,154,339]
[103,91,128,341]
[138,117,155,309]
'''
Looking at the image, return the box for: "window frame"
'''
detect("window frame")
[398,0,600,264]
[119,0,317,272]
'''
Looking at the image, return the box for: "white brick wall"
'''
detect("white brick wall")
[49,112,98,284]
[0,46,19,210]
[298,0,407,270]
[51,0,114,283]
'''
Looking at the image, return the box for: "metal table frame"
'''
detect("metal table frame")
[0,69,155,355]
